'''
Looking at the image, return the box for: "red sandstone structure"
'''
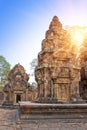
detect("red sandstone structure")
[35,16,87,102]
[3,64,38,105]
[17,16,87,121]
[79,36,87,100]
[3,16,87,105]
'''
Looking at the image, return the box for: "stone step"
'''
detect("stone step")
[18,102,87,120]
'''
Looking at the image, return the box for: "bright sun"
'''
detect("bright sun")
[68,26,87,57]
[70,27,86,47]
[72,31,83,47]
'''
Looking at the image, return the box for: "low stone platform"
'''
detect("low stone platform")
[1,108,87,130]
[19,101,87,120]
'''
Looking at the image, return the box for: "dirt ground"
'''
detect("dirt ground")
[0,108,87,130]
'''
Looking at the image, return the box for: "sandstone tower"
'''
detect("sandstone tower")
[35,16,81,102]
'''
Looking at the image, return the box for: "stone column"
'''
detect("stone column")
[44,83,48,97]
[49,79,54,97]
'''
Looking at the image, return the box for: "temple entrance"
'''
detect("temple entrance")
[16,94,21,103]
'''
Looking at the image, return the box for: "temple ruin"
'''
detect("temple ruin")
[2,16,87,105]
[79,36,87,100]
[35,16,87,103]
[3,64,38,105]
[16,16,87,122]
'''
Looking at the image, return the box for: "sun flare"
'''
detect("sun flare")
[70,27,86,48]
[72,31,83,47]
[67,26,87,58]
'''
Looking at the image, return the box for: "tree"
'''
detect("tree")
[30,58,37,70]
[0,56,11,87]
[30,58,37,76]
[30,58,38,88]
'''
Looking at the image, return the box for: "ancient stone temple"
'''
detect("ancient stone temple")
[79,36,87,100]
[35,16,81,102]
[3,63,38,105]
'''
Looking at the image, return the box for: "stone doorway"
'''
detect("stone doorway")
[16,94,21,103]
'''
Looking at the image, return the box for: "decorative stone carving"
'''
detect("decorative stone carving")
[3,63,38,105]
[79,37,87,100]
[35,16,81,102]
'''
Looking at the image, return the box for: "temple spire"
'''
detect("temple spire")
[49,16,62,29]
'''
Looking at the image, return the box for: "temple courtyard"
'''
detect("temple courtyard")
[0,107,87,130]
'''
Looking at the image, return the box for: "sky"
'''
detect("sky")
[0,0,87,82]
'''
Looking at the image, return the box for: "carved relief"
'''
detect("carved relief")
[35,16,81,102]
[3,64,31,105]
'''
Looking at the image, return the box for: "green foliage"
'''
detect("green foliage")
[30,58,37,76]
[30,58,38,88]
[0,55,11,87]
[30,58,37,70]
